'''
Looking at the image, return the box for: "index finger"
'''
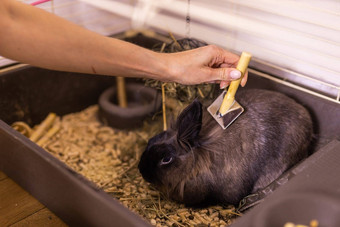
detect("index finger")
[241,70,248,87]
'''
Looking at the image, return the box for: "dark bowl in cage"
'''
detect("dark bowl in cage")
[98,83,161,129]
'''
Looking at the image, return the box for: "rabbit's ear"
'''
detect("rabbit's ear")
[176,99,202,148]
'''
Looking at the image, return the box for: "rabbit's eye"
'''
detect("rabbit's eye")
[160,156,173,165]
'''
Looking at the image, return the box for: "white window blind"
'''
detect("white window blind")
[80,0,340,100]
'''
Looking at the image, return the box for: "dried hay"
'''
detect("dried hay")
[144,38,216,103]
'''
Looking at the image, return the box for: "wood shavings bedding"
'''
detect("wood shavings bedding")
[17,105,239,227]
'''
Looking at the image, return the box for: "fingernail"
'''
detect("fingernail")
[230,70,241,79]
[220,81,227,89]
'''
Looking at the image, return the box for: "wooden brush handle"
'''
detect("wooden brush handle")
[116,76,127,108]
[219,52,252,115]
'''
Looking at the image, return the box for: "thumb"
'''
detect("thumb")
[210,67,242,82]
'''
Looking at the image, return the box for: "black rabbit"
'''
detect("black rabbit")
[138,89,313,206]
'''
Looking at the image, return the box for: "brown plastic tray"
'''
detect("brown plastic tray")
[1,33,339,226]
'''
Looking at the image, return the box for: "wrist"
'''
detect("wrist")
[154,52,183,83]
[146,51,175,82]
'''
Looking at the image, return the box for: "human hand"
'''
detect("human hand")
[161,45,248,88]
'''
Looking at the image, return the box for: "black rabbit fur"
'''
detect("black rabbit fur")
[138,89,313,206]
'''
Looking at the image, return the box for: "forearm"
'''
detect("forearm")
[0,0,168,80]
[0,0,246,85]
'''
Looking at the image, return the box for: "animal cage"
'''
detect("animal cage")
[0,0,339,226]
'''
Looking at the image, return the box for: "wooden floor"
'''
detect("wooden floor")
[0,171,67,227]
